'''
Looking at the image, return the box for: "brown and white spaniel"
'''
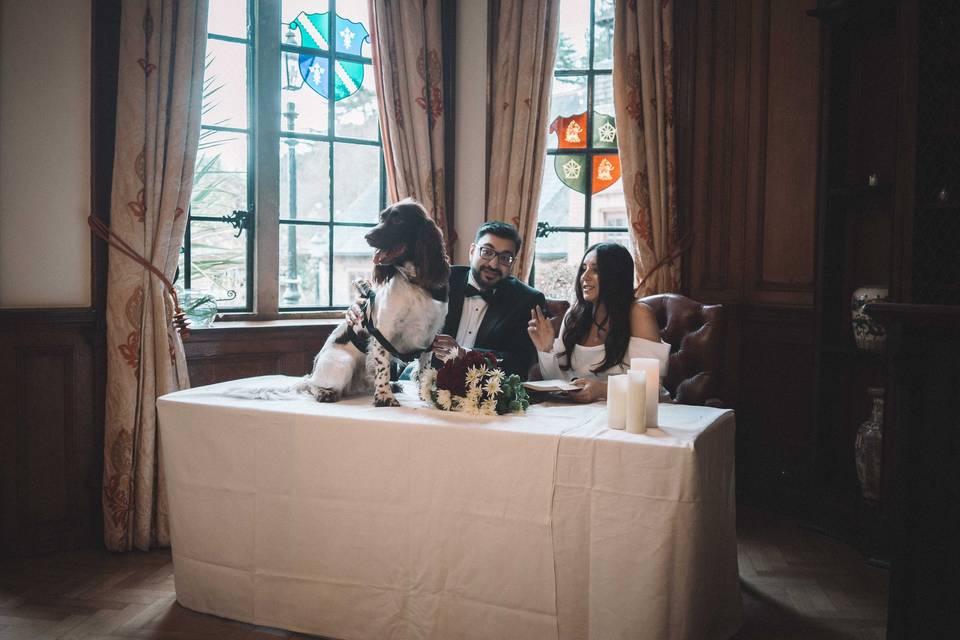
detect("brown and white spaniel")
[300,199,450,406]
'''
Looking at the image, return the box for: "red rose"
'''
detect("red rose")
[434,351,499,397]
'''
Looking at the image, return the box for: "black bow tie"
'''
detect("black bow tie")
[464,284,495,303]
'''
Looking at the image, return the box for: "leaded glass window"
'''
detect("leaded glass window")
[181,0,385,316]
[532,0,630,301]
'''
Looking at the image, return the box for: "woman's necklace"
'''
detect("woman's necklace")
[593,312,608,337]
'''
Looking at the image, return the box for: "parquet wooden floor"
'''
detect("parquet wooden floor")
[0,506,887,639]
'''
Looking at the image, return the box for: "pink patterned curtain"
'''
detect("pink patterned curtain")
[369,0,452,251]
[102,0,208,551]
[613,0,680,295]
[486,0,560,281]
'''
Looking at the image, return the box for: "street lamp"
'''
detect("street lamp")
[282,27,302,305]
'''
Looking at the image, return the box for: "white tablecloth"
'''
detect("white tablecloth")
[157,376,742,640]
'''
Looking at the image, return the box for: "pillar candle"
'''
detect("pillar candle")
[607,374,627,429]
[626,370,647,434]
[630,357,660,429]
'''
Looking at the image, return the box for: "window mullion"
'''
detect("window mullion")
[254,0,281,318]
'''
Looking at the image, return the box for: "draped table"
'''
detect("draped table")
[157,376,742,640]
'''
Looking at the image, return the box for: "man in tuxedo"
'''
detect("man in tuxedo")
[431,221,546,378]
[348,221,545,379]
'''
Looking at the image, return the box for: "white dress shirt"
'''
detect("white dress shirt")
[455,272,490,349]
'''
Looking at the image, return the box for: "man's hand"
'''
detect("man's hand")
[345,297,368,336]
[432,334,464,362]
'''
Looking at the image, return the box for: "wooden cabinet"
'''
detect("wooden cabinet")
[809,0,959,563]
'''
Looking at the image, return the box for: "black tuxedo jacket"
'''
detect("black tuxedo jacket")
[442,266,546,379]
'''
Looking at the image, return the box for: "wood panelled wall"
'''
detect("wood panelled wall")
[0,316,333,557]
[0,312,103,556]
[678,0,821,510]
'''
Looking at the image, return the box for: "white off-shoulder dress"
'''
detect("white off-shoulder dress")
[537,333,671,382]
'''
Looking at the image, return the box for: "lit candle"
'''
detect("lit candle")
[626,370,647,434]
[630,357,660,429]
[607,374,627,429]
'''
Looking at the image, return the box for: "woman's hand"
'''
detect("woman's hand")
[566,378,606,404]
[527,307,556,352]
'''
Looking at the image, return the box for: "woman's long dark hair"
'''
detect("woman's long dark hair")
[559,243,635,373]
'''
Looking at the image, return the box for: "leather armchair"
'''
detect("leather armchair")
[543,298,570,336]
[639,294,724,406]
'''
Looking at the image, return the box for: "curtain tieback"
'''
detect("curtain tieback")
[636,232,694,293]
[87,215,191,338]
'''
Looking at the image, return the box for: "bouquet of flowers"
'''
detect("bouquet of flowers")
[419,350,530,415]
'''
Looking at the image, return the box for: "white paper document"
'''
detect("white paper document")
[522,379,581,392]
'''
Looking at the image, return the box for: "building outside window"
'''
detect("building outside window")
[180,0,385,316]
[533,0,630,302]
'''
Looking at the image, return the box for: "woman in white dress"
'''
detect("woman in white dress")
[527,243,670,403]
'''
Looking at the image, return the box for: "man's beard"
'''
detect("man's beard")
[470,265,505,290]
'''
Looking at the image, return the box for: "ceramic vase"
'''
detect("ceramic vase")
[851,285,888,352]
[855,387,884,501]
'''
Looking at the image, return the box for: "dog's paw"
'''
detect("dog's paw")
[314,387,341,403]
[374,394,400,408]
[390,382,403,393]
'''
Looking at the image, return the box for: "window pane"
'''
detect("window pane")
[533,232,584,303]
[185,220,248,309]
[279,223,329,308]
[587,229,632,252]
[282,1,331,49]
[331,226,375,306]
[334,0,372,57]
[192,132,248,218]
[593,0,614,70]
[589,178,628,228]
[208,0,248,39]
[594,75,615,118]
[280,138,330,221]
[556,0,589,71]
[333,143,381,222]
[548,76,587,150]
[281,75,329,135]
[334,63,378,141]
[540,151,586,226]
[203,39,248,129]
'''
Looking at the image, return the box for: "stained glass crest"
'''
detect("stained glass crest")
[549,111,621,194]
[290,10,369,101]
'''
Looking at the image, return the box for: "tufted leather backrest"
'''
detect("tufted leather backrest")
[639,294,724,406]
[544,298,570,336]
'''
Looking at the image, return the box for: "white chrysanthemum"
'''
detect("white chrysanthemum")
[436,389,453,410]
[484,376,502,397]
[452,395,466,410]
[482,398,499,415]
[461,395,479,414]
[465,366,483,388]
[465,385,482,406]
[419,369,436,401]
[486,368,504,383]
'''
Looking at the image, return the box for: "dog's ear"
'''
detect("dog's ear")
[414,215,451,289]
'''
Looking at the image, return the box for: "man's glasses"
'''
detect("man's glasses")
[477,245,516,267]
